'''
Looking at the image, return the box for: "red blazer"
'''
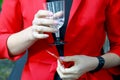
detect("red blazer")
[0,0,120,80]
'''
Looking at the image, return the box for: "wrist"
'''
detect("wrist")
[90,56,105,73]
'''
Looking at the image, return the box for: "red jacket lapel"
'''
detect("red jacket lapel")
[68,0,82,25]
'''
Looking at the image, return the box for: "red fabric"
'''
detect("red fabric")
[0,0,120,80]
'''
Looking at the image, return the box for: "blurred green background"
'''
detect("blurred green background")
[0,0,15,80]
[0,60,14,80]
[0,0,2,6]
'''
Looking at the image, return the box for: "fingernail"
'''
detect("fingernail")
[60,57,64,60]
[49,12,53,16]
[44,35,49,38]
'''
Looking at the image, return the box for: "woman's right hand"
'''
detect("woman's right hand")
[7,10,58,55]
[31,10,58,40]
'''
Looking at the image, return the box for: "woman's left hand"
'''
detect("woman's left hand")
[57,55,98,80]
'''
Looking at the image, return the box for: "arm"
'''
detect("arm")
[57,0,120,79]
[7,10,58,56]
[7,27,37,56]
[102,53,120,68]
[0,0,57,59]
[0,0,23,60]
[103,0,120,75]
[57,54,120,80]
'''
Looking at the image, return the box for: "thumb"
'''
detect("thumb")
[59,56,75,68]
[60,56,76,62]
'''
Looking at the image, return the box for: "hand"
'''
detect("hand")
[31,10,58,40]
[6,10,61,55]
[57,55,98,80]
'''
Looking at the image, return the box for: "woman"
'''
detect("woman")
[0,0,120,80]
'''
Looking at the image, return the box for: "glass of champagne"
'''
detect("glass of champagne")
[46,0,65,45]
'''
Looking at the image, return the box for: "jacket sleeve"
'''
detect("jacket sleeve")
[105,0,120,75]
[0,0,24,61]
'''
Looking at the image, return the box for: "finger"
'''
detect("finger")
[58,60,78,74]
[57,68,79,80]
[59,66,78,74]
[60,56,77,62]
[32,18,58,26]
[32,31,49,39]
[63,79,75,80]
[63,78,77,80]
[63,66,79,74]
[59,61,80,74]
[57,66,64,78]
[58,59,65,68]
[53,11,64,19]
[32,26,57,33]
[35,10,53,18]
